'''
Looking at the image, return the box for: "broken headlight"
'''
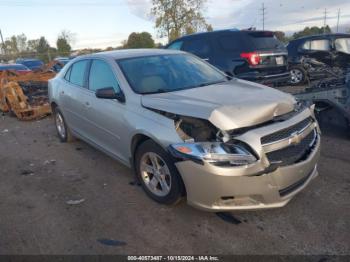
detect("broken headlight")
[169,142,257,166]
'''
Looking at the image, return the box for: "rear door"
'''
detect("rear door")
[59,59,91,136]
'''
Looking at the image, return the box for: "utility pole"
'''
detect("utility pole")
[336,9,340,33]
[47,49,52,61]
[260,3,267,31]
[323,8,328,34]
[0,29,6,55]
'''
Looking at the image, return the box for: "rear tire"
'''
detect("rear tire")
[290,66,307,85]
[135,140,185,205]
[54,107,74,143]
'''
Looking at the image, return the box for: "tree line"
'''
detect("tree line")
[0,30,73,62]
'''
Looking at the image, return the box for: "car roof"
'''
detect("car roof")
[80,49,184,60]
[169,29,274,41]
[290,33,350,43]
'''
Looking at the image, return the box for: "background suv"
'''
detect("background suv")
[165,29,290,86]
[287,33,350,85]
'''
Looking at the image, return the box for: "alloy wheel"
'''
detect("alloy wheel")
[290,68,304,84]
[55,112,66,139]
[140,152,172,197]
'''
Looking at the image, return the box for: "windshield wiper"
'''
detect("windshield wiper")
[198,79,227,87]
[142,88,171,95]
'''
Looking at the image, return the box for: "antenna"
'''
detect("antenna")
[0,29,5,55]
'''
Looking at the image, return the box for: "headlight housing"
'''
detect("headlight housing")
[169,142,257,166]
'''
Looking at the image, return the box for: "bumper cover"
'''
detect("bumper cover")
[175,136,320,212]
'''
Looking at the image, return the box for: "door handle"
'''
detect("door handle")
[60,91,65,95]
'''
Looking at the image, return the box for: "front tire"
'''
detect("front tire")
[135,140,185,205]
[290,66,307,85]
[54,107,74,143]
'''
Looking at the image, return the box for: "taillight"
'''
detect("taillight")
[240,52,261,66]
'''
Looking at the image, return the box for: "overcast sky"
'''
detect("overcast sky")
[0,0,349,49]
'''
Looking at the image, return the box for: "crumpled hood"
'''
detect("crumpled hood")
[141,79,296,130]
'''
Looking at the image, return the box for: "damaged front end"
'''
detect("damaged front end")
[148,108,259,167]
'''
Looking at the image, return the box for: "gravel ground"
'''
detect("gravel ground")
[0,115,349,255]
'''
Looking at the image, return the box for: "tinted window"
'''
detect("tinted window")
[246,32,284,50]
[183,39,210,58]
[335,38,350,54]
[219,35,243,52]
[302,39,330,51]
[89,60,120,92]
[167,41,183,50]
[69,60,89,87]
[117,54,226,94]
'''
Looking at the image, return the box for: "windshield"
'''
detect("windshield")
[335,38,350,54]
[117,54,227,94]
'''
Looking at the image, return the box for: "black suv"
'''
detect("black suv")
[287,33,350,85]
[165,29,290,85]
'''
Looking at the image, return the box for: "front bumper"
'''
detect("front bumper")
[175,111,321,212]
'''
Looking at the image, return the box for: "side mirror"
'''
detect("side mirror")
[95,87,125,103]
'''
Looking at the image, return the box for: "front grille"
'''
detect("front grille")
[266,130,317,167]
[261,117,313,145]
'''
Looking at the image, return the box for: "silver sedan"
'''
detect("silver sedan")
[49,49,320,211]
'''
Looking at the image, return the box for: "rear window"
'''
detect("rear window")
[246,32,284,50]
[67,60,89,87]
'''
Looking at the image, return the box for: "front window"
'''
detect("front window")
[117,54,227,94]
[335,38,350,54]
[88,60,120,92]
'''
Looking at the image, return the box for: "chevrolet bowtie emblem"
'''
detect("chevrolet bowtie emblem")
[289,131,302,145]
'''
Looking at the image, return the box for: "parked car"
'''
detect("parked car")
[16,58,44,70]
[50,57,72,72]
[49,49,320,211]
[287,33,350,85]
[0,63,31,74]
[165,29,290,86]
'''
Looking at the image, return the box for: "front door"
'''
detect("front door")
[81,59,128,163]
